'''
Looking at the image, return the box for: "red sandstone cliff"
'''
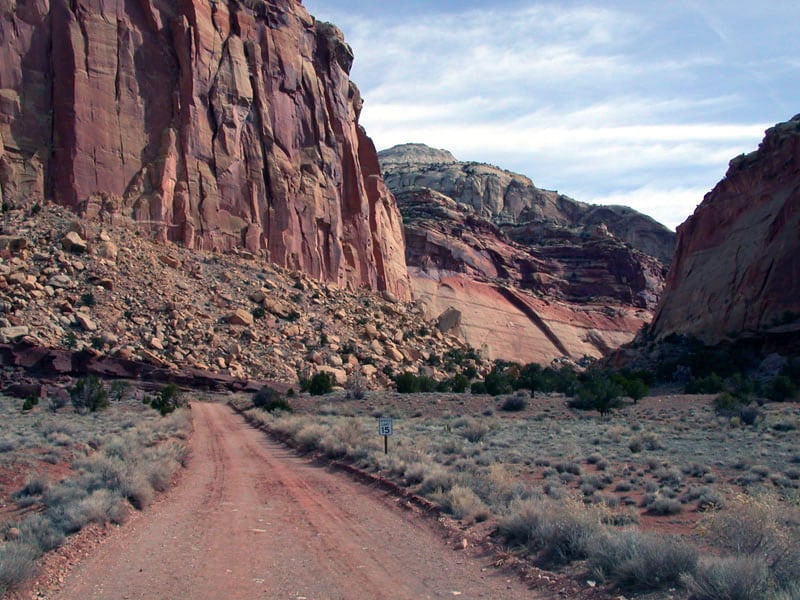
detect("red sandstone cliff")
[0,0,410,300]
[650,115,800,345]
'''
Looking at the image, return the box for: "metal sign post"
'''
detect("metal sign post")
[378,417,393,454]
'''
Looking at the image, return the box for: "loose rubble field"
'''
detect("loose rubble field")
[1,204,485,387]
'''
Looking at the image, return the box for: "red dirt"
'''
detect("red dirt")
[44,402,537,599]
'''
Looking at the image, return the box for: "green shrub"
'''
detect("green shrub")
[622,378,648,403]
[21,396,38,411]
[589,530,698,590]
[0,542,38,594]
[109,380,129,402]
[470,381,487,394]
[449,374,470,393]
[766,376,797,402]
[685,373,725,394]
[417,376,439,393]
[80,292,96,307]
[395,372,420,394]
[738,405,761,426]
[345,371,367,400]
[307,372,334,396]
[435,379,452,393]
[646,496,683,515]
[70,375,109,414]
[500,395,528,412]
[439,485,490,522]
[394,372,439,393]
[683,556,770,600]
[48,394,68,413]
[569,374,623,416]
[253,386,291,412]
[515,362,543,391]
[499,498,604,566]
[713,392,748,416]
[483,367,514,396]
[782,358,800,384]
[149,384,186,416]
[701,494,800,592]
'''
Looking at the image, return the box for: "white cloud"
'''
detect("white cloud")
[580,185,710,231]
[303,1,797,228]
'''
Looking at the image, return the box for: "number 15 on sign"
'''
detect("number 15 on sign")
[378,418,393,454]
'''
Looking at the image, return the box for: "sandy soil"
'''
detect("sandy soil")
[46,402,535,600]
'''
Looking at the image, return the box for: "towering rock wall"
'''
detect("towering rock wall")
[651,116,800,345]
[0,0,410,300]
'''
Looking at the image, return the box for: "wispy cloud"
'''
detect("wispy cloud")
[303,0,799,229]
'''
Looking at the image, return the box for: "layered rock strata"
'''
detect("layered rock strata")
[399,188,660,362]
[0,0,410,300]
[651,116,800,346]
[380,143,675,263]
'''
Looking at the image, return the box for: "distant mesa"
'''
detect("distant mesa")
[378,143,459,167]
[379,143,673,364]
[378,144,676,264]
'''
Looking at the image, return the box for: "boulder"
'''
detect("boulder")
[0,236,28,254]
[61,231,87,253]
[0,326,29,342]
[228,308,254,327]
[46,274,73,289]
[159,255,181,269]
[436,307,462,334]
[315,365,347,386]
[74,313,97,332]
[95,241,118,260]
[263,298,291,318]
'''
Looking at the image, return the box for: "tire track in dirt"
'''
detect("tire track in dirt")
[49,402,535,599]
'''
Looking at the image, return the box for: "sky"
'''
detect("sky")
[301,0,799,230]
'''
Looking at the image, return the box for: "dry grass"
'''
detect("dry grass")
[232,389,800,596]
[0,391,192,594]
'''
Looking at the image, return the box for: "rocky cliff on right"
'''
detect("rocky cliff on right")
[650,115,800,348]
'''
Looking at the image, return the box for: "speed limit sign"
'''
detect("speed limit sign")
[378,417,393,454]
[378,417,393,436]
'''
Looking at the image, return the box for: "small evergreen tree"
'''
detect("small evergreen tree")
[70,375,109,414]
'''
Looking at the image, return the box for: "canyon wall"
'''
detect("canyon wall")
[0,0,410,300]
[651,116,800,345]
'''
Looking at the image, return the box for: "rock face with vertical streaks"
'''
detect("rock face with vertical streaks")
[0,0,410,300]
[650,115,800,346]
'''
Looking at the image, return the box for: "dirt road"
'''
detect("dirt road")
[51,403,533,599]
